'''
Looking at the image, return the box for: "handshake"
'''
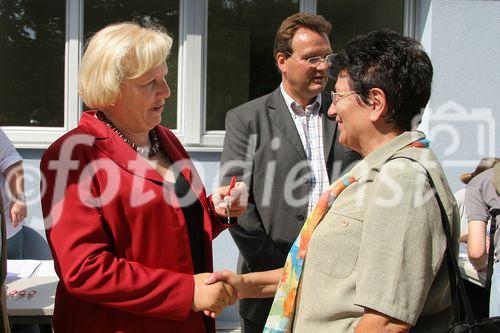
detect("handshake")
[191,268,282,318]
[190,270,244,318]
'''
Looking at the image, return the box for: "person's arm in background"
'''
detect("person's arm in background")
[220,110,287,271]
[467,221,488,270]
[4,161,27,227]
[465,179,489,271]
[0,129,26,228]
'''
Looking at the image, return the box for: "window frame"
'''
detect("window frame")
[2,0,417,151]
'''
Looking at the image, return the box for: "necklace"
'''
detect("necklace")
[94,110,160,158]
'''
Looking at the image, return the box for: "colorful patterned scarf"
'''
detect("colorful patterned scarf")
[263,137,430,333]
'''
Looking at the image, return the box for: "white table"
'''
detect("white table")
[6,260,58,325]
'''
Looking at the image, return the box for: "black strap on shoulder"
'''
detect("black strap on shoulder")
[486,208,499,292]
[388,156,474,323]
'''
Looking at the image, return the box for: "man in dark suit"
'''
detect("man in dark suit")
[219,13,360,333]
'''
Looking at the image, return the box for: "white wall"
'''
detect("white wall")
[417,0,500,192]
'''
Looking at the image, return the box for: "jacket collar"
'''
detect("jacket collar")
[267,87,337,162]
[350,130,427,180]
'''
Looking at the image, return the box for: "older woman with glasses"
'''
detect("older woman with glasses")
[40,22,247,333]
[207,30,460,333]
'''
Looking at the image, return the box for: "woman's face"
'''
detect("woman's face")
[327,71,371,154]
[112,62,170,133]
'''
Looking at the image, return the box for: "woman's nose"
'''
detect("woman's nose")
[160,81,170,99]
[327,100,336,117]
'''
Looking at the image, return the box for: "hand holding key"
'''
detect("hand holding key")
[212,178,248,221]
[224,177,237,223]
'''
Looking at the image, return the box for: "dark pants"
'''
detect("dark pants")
[7,229,24,259]
[241,317,265,333]
[463,279,489,319]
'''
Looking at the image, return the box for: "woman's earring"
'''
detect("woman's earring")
[110,103,116,107]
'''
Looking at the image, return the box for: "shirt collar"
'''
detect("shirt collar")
[280,83,322,116]
[350,130,427,180]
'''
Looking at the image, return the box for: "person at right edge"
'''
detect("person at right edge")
[219,13,360,332]
[466,160,500,317]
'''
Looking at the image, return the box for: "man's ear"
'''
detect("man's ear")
[368,88,388,122]
[276,52,287,73]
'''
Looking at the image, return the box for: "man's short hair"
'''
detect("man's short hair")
[274,13,331,58]
[79,22,173,108]
[329,29,433,131]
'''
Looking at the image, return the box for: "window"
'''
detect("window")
[205,0,299,131]
[317,0,404,92]
[317,0,404,51]
[0,0,65,127]
[1,0,414,149]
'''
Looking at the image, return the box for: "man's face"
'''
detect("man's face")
[278,27,332,104]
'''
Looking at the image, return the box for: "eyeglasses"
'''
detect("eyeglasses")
[285,51,333,67]
[331,91,363,105]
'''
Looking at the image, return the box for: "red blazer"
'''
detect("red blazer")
[40,111,231,333]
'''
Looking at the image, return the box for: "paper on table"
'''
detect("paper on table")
[35,260,58,277]
[7,260,42,279]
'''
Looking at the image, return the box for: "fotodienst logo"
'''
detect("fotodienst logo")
[423,101,496,169]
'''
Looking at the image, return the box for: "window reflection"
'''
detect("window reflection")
[206,0,299,131]
[0,0,65,126]
[317,0,403,92]
[84,0,179,129]
[317,0,403,51]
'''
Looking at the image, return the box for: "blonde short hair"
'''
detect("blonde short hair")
[79,22,173,108]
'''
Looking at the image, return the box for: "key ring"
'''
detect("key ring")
[7,289,37,299]
[27,290,37,299]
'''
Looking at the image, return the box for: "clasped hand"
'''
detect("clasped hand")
[198,270,248,318]
[191,273,238,318]
[196,269,280,318]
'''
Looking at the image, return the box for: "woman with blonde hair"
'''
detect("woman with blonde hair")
[40,22,247,333]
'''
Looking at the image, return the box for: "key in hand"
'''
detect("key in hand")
[225,176,236,223]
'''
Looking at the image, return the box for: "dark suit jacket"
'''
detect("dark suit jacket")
[220,87,360,324]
